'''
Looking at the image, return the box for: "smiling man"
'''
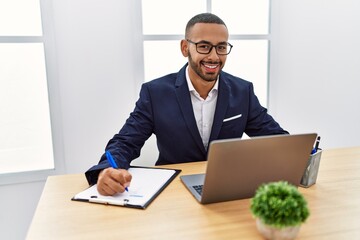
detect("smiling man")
[85,13,288,196]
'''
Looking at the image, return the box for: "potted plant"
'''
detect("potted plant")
[250,181,310,240]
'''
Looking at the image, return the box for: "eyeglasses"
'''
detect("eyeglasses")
[187,39,233,55]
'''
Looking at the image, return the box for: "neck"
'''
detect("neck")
[192,80,215,99]
[187,68,217,99]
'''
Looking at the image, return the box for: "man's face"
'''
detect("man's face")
[182,23,229,82]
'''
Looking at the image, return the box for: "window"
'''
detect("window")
[0,0,62,184]
[141,0,270,106]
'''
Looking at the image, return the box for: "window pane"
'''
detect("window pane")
[0,43,54,173]
[0,0,43,36]
[212,0,269,34]
[224,40,268,106]
[142,0,206,35]
[143,41,187,81]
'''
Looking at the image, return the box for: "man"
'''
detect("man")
[85,13,288,195]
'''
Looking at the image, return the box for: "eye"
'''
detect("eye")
[197,44,211,50]
[217,45,227,51]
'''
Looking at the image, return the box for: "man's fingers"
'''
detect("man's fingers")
[122,170,132,187]
[97,168,132,195]
[97,182,118,196]
[110,169,132,186]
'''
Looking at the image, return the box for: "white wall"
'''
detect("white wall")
[1,1,360,239]
[269,0,360,148]
[53,0,142,173]
[0,181,45,240]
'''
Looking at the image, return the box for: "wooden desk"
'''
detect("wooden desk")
[27,147,360,240]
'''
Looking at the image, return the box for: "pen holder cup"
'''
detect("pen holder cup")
[300,149,323,188]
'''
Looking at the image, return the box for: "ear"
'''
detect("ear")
[180,39,189,57]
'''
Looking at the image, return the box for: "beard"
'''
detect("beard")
[188,52,223,82]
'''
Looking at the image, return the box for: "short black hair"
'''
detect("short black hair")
[185,13,227,38]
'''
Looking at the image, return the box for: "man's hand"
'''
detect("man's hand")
[97,168,132,196]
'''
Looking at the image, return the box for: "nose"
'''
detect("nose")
[208,46,220,60]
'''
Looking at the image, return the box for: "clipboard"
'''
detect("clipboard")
[72,167,181,209]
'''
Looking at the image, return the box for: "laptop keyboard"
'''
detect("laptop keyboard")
[192,185,203,195]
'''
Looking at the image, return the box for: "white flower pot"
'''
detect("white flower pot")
[256,218,301,240]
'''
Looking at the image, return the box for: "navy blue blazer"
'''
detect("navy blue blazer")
[85,64,288,184]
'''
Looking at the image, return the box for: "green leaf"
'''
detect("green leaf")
[250,181,310,228]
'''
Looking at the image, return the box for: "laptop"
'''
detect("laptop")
[180,133,317,204]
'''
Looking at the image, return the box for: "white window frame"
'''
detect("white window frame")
[0,0,65,185]
[138,0,271,107]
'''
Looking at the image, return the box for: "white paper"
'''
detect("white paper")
[73,167,176,207]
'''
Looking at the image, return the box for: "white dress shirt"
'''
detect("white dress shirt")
[185,67,218,149]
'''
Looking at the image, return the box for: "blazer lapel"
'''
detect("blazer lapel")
[175,65,206,154]
[209,73,229,143]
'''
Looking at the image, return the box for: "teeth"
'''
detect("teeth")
[204,64,217,69]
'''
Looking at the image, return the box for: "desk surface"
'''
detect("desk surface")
[27,147,360,240]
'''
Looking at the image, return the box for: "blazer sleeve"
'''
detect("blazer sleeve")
[85,84,154,185]
[245,83,288,136]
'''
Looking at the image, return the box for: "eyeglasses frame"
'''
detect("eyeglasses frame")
[186,39,233,55]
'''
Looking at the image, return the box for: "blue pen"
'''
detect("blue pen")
[311,136,321,154]
[105,150,128,192]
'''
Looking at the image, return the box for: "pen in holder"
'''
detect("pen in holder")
[300,149,323,188]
